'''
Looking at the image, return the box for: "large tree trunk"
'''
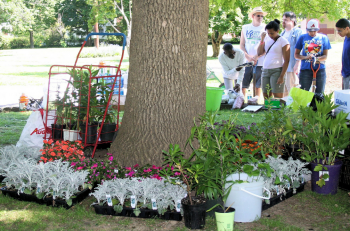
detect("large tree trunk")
[30,31,34,48]
[110,0,209,166]
[211,31,223,57]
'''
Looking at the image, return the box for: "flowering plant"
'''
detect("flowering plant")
[71,153,165,184]
[40,139,85,163]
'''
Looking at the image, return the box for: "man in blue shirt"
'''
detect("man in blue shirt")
[295,19,331,94]
[336,18,350,89]
[281,12,303,96]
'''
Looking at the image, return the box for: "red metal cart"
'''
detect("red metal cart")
[44,33,126,158]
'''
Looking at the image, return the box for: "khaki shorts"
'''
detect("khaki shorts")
[262,67,285,94]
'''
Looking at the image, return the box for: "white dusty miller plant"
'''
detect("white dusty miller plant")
[3,157,89,206]
[263,156,311,196]
[90,177,186,216]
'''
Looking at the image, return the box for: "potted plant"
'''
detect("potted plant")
[68,67,99,143]
[97,79,117,142]
[51,87,66,140]
[284,93,350,195]
[162,144,207,230]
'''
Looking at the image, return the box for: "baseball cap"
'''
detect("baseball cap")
[307,19,320,31]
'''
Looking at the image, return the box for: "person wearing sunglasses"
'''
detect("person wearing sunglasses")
[240,7,268,99]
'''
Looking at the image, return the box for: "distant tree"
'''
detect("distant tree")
[0,0,57,48]
[57,0,93,45]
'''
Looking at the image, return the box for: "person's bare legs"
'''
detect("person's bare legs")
[242,88,247,96]
[273,93,284,98]
[263,92,273,99]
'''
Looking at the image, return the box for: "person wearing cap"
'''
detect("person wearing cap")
[281,12,303,96]
[335,18,350,89]
[218,43,245,92]
[240,6,267,98]
[295,19,331,94]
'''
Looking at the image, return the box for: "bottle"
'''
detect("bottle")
[247,89,253,100]
[99,61,105,76]
[19,93,29,111]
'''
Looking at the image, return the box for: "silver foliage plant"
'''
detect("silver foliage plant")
[263,155,311,195]
[3,157,89,206]
[90,177,186,215]
[0,145,41,175]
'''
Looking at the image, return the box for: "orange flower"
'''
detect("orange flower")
[49,158,53,162]
[48,139,53,145]
[50,152,56,156]
[43,140,48,144]
[62,145,69,151]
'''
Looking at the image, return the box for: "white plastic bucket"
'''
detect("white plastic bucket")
[225,173,270,222]
[63,129,79,141]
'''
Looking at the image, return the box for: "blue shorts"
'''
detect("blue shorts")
[242,66,262,88]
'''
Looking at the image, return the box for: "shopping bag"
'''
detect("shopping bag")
[16,111,51,148]
[288,87,314,112]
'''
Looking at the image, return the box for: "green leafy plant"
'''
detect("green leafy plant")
[284,93,350,187]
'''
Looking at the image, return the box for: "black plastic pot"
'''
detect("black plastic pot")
[205,198,223,218]
[80,122,98,144]
[0,175,5,183]
[51,124,66,140]
[99,123,117,142]
[44,188,91,209]
[182,197,207,230]
[1,187,20,199]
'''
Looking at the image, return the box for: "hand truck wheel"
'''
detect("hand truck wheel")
[84,146,94,158]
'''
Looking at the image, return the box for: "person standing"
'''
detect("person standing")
[335,18,350,89]
[218,43,245,92]
[295,19,331,94]
[240,7,267,97]
[281,12,303,96]
[258,20,290,99]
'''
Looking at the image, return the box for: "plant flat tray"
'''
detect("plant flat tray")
[1,187,91,209]
[262,183,305,211]
[93,204,182,221]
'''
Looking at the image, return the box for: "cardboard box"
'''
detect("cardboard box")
[334,90,350,120]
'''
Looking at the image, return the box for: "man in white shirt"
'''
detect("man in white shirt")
[240,6,267,98]
[218,43,245,92]
[281,11,303,96]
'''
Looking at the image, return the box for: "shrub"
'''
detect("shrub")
[0,34,12,49]
[10,37,30,49]
[80,43,121,58]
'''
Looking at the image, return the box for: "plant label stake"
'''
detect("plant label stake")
[106,194,113,206]
[53,191,56,200]
[319,171,329,181]
[151,199,157,210]
[176,200,181,212]
[114,169,118,174]
[20,187,25,194]
[36,184,41,194]
[131,195,136,208]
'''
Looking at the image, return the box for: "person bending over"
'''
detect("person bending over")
[218,43,245,92]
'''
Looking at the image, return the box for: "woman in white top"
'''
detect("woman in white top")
[258,19,290,99]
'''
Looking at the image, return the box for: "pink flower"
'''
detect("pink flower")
[134,164,139,168]
[91,163,98,169]
[152,165,158,170]
[71,162,77,167]
[171,166,174,171]
[174,172,181,176]
[144,168,152,173]
[126,170,135,177]
[125,167,132,171]
[107,153,113,156]
[103,166,106,169]
[77,166,84,170]
[108,156,113,161]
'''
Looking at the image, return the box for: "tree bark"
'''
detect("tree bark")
[94,22,99,49]
[211,32,223,57]
[109,0,209,166]
[30,31,34,48]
